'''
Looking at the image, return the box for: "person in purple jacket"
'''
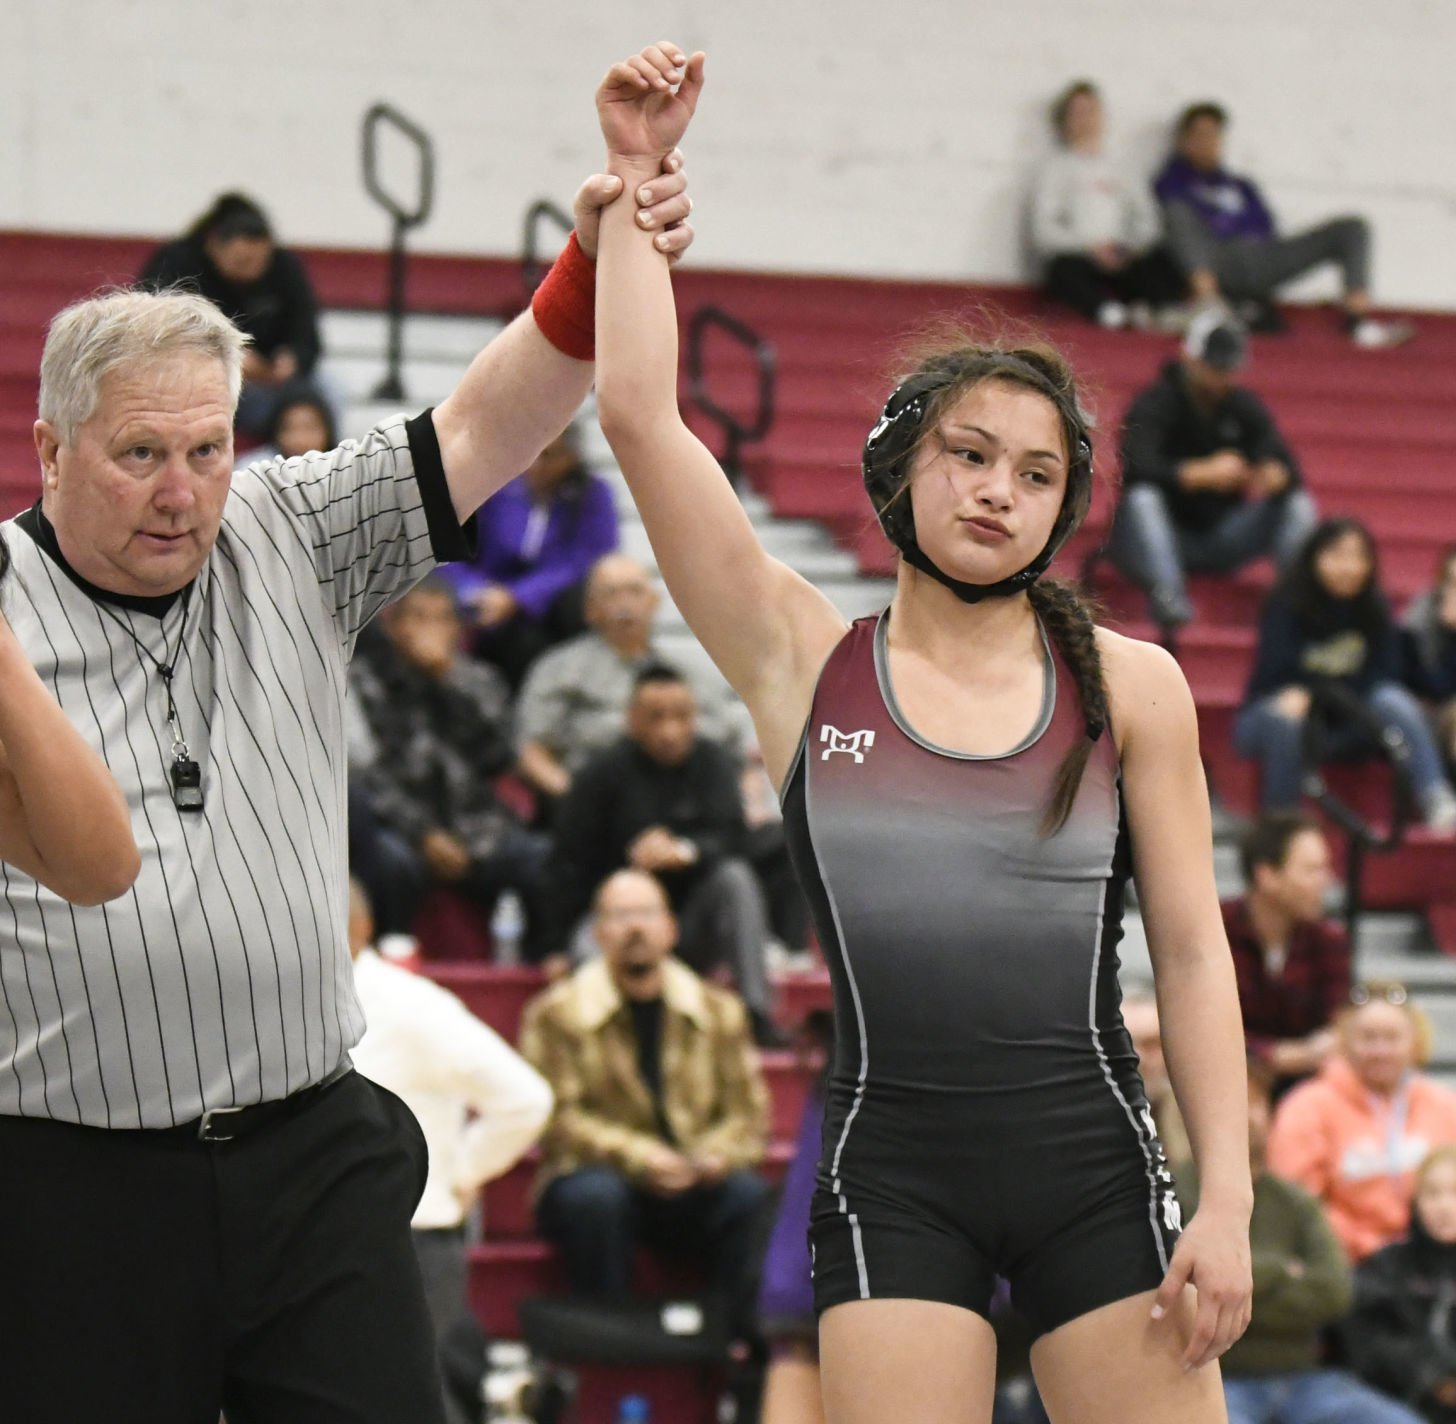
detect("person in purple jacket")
[1154,103,1412,349]
[437,420,620,687]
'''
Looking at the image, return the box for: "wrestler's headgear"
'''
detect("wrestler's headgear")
[861,356,1095,604]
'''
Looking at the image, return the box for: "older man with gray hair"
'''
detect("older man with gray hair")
[0,90,693,1424]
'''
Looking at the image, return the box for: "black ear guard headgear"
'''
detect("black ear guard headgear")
[861,363,1094,603]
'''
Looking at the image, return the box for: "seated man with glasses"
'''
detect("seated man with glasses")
[519,868,771,1335]
[1269,982,1456,1262]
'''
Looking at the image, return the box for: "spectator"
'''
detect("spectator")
[350,574,551,951]
[1347,1145,1456,1423]
[520,868,771,1335]
[1235,519,1456,829]
[516,552,744,800]
[1225,812,1348,1089]
[237,385,338,469]
[347,880,553,1424]
[1154,102,1413,347]
[1121,989,1192,1172]
[437,423,620,689]
[1030,80,1185,329]
[139,191,328,435]
[1109,311,1316,631]
[756,1013,831,1424]
[1269,982,1456,1262]
[1183,1058,1423,1424]
[1401,546,1456,773]
[548,664,779,1042]
[348,776,427,943]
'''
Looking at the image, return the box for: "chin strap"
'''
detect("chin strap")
[900,538,1054,604]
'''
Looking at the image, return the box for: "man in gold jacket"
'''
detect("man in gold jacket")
[521,867,771,1327]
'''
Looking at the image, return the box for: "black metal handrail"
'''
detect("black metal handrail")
[521,199,574,298]
[361,102,436,401]
[1299,681,1417,948]
[685,305,776,486]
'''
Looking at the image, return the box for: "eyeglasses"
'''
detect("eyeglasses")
[1350,982,1409,1007]
[595,906,670,925]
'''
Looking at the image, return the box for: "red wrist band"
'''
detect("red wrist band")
[531,231,596,362]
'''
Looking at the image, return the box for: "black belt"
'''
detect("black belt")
[167,1063,354,1144]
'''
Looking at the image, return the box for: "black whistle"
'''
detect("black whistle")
[171,757,204,812]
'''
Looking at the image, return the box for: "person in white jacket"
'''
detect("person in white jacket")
[1029,80,1186,329]
[349,878,553,1424]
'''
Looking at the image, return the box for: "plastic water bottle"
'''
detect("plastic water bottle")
[490,890,525,966]
[615,1395,650,1424]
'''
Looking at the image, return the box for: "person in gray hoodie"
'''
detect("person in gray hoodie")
[1029,80,1185,328]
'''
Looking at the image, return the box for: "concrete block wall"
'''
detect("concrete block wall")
[2,0,1452,308]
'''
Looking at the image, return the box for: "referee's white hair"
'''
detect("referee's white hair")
[38,288,248,443]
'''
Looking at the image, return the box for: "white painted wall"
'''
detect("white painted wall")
[3,0,1453,307]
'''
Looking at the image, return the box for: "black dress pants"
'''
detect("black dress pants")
[0,1071,446,1424]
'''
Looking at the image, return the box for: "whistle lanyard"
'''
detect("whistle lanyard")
[95,586,204,812]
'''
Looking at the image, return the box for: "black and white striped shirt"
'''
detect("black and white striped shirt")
[0,411,470,1129]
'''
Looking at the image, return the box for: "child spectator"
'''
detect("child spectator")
[1347,1146,1456,1424]
[1029,80,1185,328]
[1269,984,1456,1262]
[1402,546,1456,773]
[1183,1058,1423,1424]
[236,385,338,469]
[436,423,619,689]
[1154,102,1413,347]
[1235,518,1456,829]
[1110,312,1315,630]
[1225,812,1348,1089]
[139,192,327,435]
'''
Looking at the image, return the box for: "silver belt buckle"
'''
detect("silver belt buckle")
[197,1105,247,1143]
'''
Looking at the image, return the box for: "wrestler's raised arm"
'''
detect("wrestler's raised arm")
[593,42,847,785]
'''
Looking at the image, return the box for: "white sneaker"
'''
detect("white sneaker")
[377,932,420,962]
[1422,786,1456,835]
[1096,300,1130,330]
[1351,317,1415,349]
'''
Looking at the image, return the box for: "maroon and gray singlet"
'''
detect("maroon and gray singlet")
[782,612,1181,1333]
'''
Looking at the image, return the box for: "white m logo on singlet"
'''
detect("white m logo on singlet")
[820,725,876,763]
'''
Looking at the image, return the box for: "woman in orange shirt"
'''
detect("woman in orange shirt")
[1268,983,1456,1260]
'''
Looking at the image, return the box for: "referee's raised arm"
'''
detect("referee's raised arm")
[0,53,705,1419]
[430,160,694,523]
[0,539,139,904]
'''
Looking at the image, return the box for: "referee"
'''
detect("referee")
[0,141,693,1422]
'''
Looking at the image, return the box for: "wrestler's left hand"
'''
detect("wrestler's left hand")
[1151,1203,1252,1371]
[573,148,694,263]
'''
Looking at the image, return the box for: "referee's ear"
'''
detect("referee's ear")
[33,420,63,492]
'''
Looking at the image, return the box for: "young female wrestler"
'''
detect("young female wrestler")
[591,42,1251,1424]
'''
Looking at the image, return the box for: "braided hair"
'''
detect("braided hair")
[1027,578,1109,835]
[871,333,1108,836]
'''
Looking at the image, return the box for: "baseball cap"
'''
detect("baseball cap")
[1183,309,1248,371]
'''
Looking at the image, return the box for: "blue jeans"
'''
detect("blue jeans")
[1110,485,1318,602]
[537,1164,771,1331]
[1224,1369,1422,1424]
[1236,682,1455,810]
